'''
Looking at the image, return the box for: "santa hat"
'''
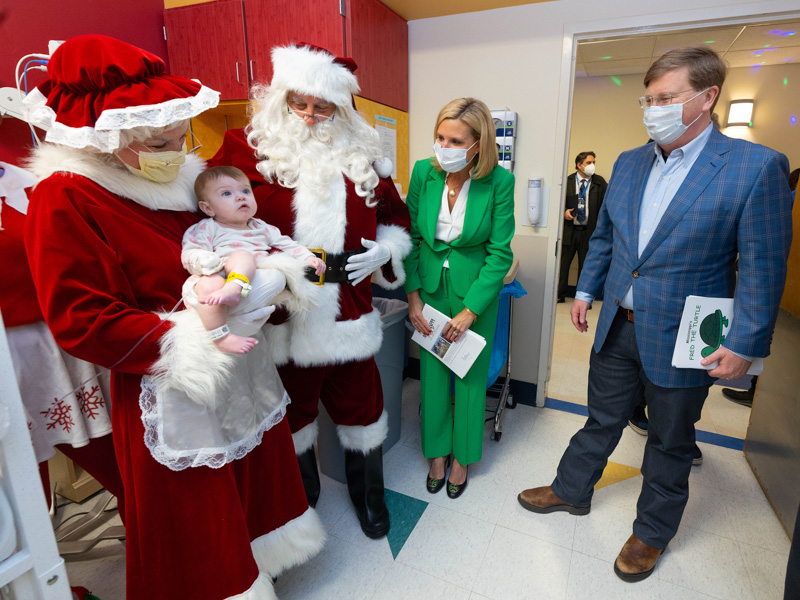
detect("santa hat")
[270,44,359,108]
[21,34,219,152]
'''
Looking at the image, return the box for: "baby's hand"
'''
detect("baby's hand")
[306,255,326,275]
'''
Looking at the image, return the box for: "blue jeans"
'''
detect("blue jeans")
[551,310,710,548]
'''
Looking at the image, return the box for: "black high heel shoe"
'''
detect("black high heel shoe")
[446,465,468,499]
[426,455,451,494]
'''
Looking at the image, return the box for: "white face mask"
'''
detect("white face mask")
[581,163,596,177]
[642,89,708,146]
[433,141,478,173]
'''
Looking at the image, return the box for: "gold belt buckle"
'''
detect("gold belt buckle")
[308,248,326,286]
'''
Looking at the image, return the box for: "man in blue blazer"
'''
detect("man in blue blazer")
[519,46,793,582]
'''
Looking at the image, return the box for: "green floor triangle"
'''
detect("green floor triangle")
[385,489,428,559]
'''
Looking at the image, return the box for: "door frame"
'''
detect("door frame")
[537,1,800,406]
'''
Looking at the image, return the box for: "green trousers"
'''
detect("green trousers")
[419,269,500,466]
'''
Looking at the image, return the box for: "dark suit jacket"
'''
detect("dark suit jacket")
[563,172,607,245]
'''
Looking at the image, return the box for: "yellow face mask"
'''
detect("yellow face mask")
[125,147,187,183]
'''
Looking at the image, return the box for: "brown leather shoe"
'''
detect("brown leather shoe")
[517,485,590,515]
[614,534,664,582]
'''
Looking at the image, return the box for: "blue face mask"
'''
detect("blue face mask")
[433,141,477,173]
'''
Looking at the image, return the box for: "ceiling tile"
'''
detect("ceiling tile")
[577,37,656,63]
[584,58,653,77]
[724,47,799,69]
[728,22,800,51]
[652,28,743,56]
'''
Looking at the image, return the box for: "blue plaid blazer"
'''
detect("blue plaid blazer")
[579,127,793,388]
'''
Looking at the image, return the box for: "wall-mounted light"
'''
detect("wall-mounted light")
[726,99,754,127]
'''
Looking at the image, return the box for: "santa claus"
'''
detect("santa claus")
[211,44,411,539]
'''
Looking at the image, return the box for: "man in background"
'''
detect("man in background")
[558,151,607,303]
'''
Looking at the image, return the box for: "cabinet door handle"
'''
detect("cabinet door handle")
[249,60,256,81]
[235,61,243,85]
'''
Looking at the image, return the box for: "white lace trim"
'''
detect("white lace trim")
[22,85,220,152]
[139,376,289,471]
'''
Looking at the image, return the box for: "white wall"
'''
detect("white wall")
[408,0,799,402]
[569,64,800,180]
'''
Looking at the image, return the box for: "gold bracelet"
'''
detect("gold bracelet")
[465,307,477,321]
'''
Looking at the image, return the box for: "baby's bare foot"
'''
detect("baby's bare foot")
[213,333,258,354]
[201,281,243,307]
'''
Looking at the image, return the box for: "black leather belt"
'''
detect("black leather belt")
[572,224,588,230]
[617,307,635,323]
[304,248,367,285]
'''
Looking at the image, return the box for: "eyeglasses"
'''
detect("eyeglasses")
[287,99,335,123]
[638,89,697,108]
[188,129,203,154]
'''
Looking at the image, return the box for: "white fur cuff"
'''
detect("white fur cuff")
[251,507,326,578]
[337,410,388,453]
[224,573,277,600]
[256,251,321,314]
[291,421,319,454]
[372,224,412,290]
[149,310,234,410]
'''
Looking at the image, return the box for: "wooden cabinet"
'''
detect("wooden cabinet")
[244,0,345,86]
[346,0,408,111]
[164,0,407,110]
[164,0,249,100]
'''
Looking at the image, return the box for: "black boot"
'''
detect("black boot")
[296,448,321,508]
[344,447,390,539]
[722,375,757,408]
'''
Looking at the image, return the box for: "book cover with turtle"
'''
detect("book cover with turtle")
[671,296,763,375]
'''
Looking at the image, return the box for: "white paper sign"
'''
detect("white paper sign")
[375,119,397,180]
[411,304,486,379]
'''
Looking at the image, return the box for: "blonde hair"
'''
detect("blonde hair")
[432,98,497,180]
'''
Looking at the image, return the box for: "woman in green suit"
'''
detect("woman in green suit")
[405,98,515,498]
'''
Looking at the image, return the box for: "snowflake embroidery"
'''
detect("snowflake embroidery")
[76,385,105,420]
[41,397,74,432]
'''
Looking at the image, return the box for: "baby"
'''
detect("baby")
[181,166,324,353]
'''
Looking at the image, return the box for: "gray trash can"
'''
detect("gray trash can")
[317,298,408,483]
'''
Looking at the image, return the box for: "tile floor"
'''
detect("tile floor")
[61,301,791,599]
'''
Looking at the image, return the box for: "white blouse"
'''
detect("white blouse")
[436,178,471,267]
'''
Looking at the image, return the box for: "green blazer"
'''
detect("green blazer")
[403,159,515,315]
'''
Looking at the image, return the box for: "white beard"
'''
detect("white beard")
[250,91,381,208]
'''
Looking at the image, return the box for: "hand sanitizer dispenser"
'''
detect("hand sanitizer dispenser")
[527,177,543,226]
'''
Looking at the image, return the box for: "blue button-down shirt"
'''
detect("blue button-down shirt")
[576,124,753,362]
[576,124,713,307]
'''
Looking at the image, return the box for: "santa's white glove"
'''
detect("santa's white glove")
[227,305,277,337]
[188,251,224,276]
[345,238,391,286]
